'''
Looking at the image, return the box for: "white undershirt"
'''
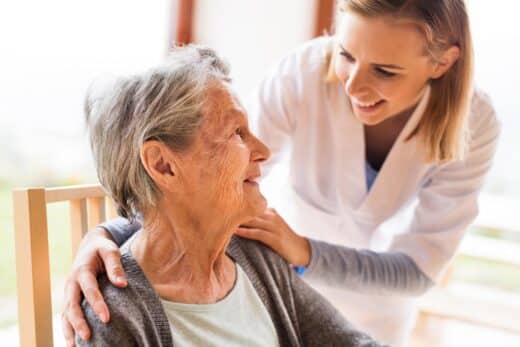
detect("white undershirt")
[160,263,279,347]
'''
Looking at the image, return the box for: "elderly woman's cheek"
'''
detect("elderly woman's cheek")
[213,149,247,210]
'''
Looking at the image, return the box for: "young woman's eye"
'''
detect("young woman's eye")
[340,51,355,63]
[375,68,396,78]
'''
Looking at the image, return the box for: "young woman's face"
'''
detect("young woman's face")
[334,12,437,125]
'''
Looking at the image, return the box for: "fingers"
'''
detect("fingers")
[262,208,291,228]
[241,207,281,229]
[63,282,92,342]
[65,300,92,342]
[98,248,127,288]
[263,207,279,218]
[61,312,77,347]
[240,217,272,231]
[76,269,110,323]
[63,279,93,341]
[236,227,278,248]
[62,226,119,344]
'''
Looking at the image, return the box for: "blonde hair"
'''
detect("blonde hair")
[327,0,474,163]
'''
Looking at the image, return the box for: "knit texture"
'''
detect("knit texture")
[76,236,386,347]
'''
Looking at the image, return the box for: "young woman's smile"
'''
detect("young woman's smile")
[334,12,436,125]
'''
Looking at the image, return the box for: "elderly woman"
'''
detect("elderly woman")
[77,45,383,347]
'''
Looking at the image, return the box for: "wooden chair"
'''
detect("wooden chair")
[14,185,519,346]
[13,184,116,347]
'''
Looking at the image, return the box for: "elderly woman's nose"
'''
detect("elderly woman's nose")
[251,136,270,162]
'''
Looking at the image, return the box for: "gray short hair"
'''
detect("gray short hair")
[85,45,231,220]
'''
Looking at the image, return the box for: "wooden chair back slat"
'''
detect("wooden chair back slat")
[87,197,106,231]
[70,199,88,255]
[13,184,111,347]
[13,188,54,347]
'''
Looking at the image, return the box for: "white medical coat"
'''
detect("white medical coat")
[248,37,500,346]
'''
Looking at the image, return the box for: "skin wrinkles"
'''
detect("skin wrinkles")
[235,10,460,265]
[196,83,261,222]
[131,80,269,304]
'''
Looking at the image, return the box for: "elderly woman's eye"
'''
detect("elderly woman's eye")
[234,128,245,139]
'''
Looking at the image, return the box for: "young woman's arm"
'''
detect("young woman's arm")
[99,216,142,246]
[303,240,434,295]
[238,209,435,296]
[239,92,500,295]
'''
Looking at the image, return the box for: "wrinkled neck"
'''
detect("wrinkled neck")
[131,206,237,303]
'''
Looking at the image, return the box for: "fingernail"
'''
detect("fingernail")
[117,276,127,285]
[100,312,107,323]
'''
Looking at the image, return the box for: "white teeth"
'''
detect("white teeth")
[356,100,380,107]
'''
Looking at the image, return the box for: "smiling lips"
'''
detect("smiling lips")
[352,98,386,112]
[244,170,261,185]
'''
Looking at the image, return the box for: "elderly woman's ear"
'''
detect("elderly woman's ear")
[140,140,177,191]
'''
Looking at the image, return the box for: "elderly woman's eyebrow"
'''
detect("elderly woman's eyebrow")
[227,109,247,123]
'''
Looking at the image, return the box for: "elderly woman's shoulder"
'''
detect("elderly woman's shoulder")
[229,236,291,275]
[81,254,149,315]
[77,254,162,345]
[76,274,135,345]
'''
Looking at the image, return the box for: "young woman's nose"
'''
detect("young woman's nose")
[345,66,369,96]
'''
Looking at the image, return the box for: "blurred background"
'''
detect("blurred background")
[0,0,518,346]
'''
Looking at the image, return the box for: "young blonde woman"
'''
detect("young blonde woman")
[62,1,499,346]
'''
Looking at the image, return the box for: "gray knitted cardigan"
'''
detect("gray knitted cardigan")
[76,236,386,347]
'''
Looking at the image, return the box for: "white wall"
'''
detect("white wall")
[467,1,520,197]
[1,0,518,197]
[193,0,520,198]
[0,0,170,185]
[193,0,317,99]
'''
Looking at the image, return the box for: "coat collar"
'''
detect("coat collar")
[334,85,432,217]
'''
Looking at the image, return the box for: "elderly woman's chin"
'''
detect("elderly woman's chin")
[243,181,267,218]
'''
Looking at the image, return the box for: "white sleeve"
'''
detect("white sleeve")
[390,100,501,282]
[247,60,299,174]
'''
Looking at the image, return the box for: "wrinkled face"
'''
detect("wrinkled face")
[175,82,270,223]
[334,12,436,125]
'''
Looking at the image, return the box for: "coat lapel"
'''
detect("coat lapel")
[332,83,367,211]
[357,86,432,219]
[332,82,432,220]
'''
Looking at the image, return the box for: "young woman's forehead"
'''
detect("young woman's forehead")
[337,13,427,62]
